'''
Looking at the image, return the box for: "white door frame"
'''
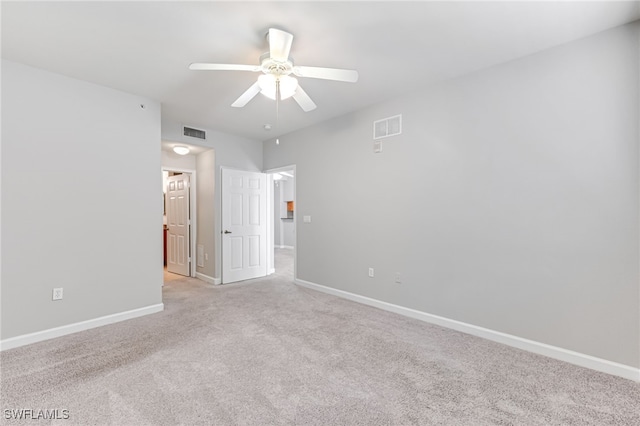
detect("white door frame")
[162,166,197,277]
[264,165,296,281]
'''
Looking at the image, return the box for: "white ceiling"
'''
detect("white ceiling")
[2,1,638,143]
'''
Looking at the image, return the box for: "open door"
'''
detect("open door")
[222,168,267,283]
[166,174,190,276]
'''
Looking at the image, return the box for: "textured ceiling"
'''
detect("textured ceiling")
[2,1,638,143]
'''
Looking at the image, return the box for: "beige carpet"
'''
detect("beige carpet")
[163,267,184,283]
[1,249,639,425]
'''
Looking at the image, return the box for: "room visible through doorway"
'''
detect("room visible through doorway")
[268,167,296,281]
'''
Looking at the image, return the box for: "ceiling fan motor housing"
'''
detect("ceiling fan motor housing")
[260,52,293,76]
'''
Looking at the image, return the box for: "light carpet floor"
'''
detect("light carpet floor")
[1,249,639,425]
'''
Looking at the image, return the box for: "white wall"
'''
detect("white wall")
[1,60,163,340]
[281,220,295,248]
[161,150,196,170]
[161,120,263,280]
[264,23,640,368]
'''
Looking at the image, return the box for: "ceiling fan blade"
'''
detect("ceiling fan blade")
[293,66,358,83]
[268,28,293,62]
[231,81,262,108]
[189,63,261,72]
[292,86,317,112]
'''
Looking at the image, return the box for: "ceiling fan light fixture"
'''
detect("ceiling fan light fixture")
[258,74,298,100]
[258,74,277,100]
[279,75,298,100]
[173,146,190,155]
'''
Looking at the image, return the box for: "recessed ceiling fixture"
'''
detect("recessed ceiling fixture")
[173,146,190,155]
[189,28,359,112]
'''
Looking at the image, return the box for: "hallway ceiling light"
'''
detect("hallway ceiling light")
[173,146,190,155]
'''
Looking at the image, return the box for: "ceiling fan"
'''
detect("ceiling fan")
[189,28,359,112]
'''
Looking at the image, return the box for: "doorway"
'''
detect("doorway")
[266,166,296,281]
[162,168,196,279]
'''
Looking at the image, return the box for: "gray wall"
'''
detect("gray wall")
[264,23,640,367]
[1,60,163,339]
[161,120,263,280]
[196,150,216,278]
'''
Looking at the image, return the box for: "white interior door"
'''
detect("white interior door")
[222,169,267,283]
[166,174,190,276]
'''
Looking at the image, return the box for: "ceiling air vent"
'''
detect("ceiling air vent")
[373,114,402,140]
[183,126,206,140]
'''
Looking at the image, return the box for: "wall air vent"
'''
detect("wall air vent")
[373,114,402,140]
[183,126,206,140]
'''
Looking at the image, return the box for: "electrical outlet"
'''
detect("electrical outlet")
[395,273,402,284]
[205,253,209,261]
[52,288,63,301]
[368,268,374,278]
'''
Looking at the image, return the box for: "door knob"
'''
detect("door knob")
[224,230,232,234]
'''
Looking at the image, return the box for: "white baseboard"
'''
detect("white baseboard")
[277,245,294,250]
[195,272,221,285]
[295,278,640,382]
[196,272,221,285]
[0,303,164,352]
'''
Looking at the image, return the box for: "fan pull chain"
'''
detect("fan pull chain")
[275,79,280,145]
